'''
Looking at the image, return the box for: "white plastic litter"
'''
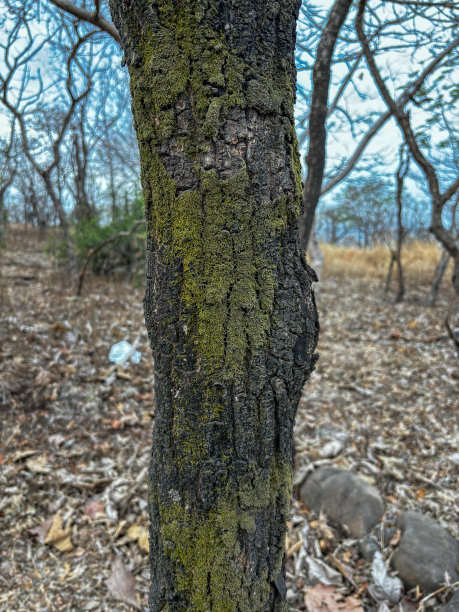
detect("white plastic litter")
[109,341,141,365]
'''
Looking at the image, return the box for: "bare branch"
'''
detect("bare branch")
[385,0,457,8]
[356,0,459,288]
[322,34,459,195]
[47,0,121,44]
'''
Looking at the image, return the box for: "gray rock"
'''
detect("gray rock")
[392,512,459,592]
[360,536,379,561]
[441,589,459,612]
[299,467,384,537]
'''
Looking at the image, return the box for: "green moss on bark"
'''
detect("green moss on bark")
[146,156,291,379]
[157,458,292,611]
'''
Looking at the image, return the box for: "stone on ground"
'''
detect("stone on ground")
[441,590,459,612]
[299,467,384,537]
[392,512,459,592]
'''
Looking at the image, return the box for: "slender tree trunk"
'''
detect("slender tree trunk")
[394,147,408,302]
[385,251,395,295]
[73,128,92,222]
[110,1,319,610]
[429,249,450,306]
[299,0,354,251]
[0,177,14,247]
[109,158,118,222]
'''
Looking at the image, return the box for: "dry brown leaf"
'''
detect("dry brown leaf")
[105,556,140,609]
[127,524,149,552]
[389,529,401,547]
[29,517,54,544]
[84,500,106,520]
[287,539,303,557]
[50,321,71,334]
[304,584,364,612]
[44,513,73,552]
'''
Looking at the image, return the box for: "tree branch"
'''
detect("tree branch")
[47,0,121,44]
[356,0,459,266]
[322,17,459,197]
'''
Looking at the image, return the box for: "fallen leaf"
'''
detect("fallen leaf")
[328,554,357,588]
[105,556,140,609]
[11,449,39,462]
[306,555,342,587]
[26,454,51,474]
[48,434,66,447]
[389,529,401,547]
[50,321,71,334]
[127,524,149,552]
[84,500,106,520]
[29,517,54,544]
[304,584,364,611]
[369,551,402,603]
[44,513,73,552]
[287,539,303,557]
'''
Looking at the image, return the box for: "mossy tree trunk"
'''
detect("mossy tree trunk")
[109,1,319,610]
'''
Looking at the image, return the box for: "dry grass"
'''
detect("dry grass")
[320,240,451,285]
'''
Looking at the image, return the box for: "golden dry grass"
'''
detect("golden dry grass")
[320,241,451,285]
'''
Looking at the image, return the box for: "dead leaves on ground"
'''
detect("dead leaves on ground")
[1,240,457,610]
[30,513,73,552]
[304,584,364,611]
[105,556,141,610]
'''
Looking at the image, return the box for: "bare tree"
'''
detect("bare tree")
[297,0,459,257]
[356,0,459,292]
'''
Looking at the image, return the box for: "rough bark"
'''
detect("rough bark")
[109,1,319,610]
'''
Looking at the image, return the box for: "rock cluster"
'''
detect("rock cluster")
[299,467,459,609]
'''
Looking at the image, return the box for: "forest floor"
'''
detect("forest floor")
[0,230,457,611]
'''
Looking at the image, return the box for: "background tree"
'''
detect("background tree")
[296,0,459,293]
[356,0,459,292]
[0,0,141,273]
[385,145,409,302]
[0,122,17,246]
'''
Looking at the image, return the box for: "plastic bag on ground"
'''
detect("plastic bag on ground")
[108,341,141,365]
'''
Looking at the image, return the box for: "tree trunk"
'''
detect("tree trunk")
[384,251,395,295]
[110,1,319,610]
[394,147,408,303]
[429,249,450,306]
[299,0,354,252]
